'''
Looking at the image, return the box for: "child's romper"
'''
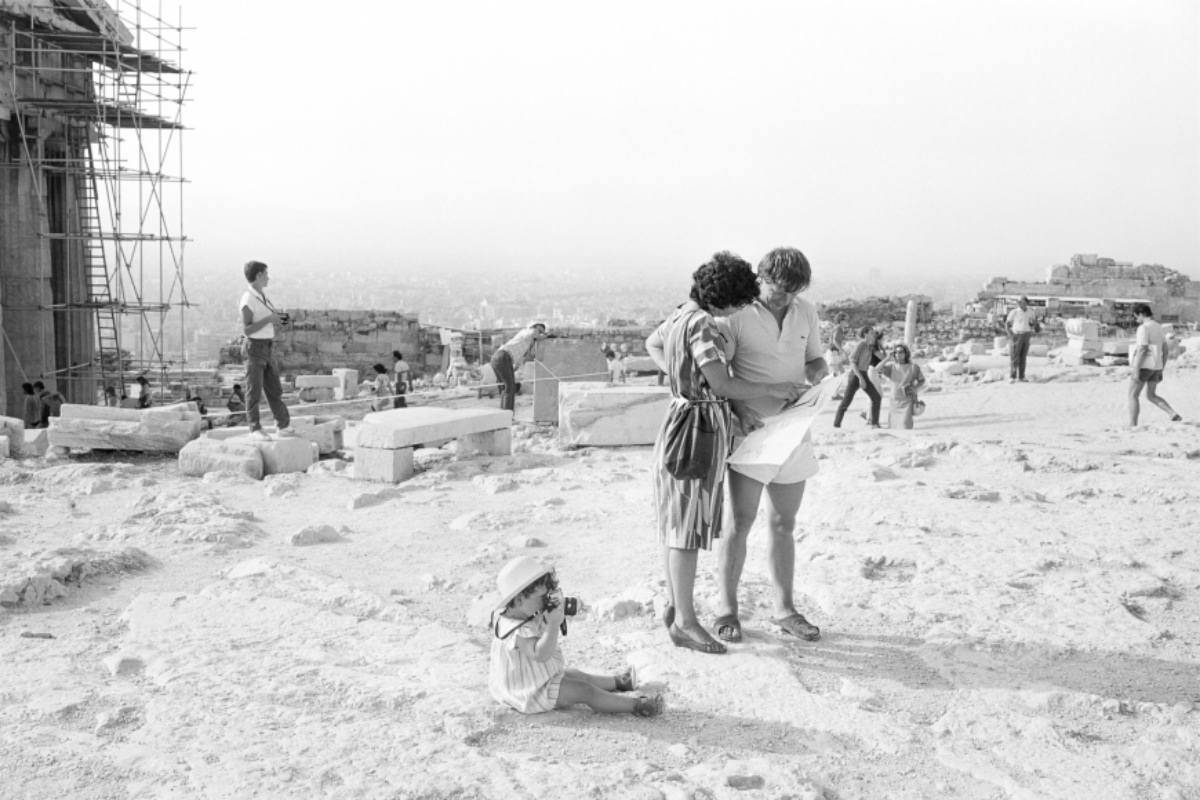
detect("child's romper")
[489,615,565,713]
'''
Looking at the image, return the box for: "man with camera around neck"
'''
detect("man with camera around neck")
[240,260,295,441]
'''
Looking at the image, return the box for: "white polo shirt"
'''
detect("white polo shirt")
[239,289,275,340]
[718,296,823,432]
[1006,307,1035,334]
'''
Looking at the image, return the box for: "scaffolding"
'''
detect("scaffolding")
[1,0,188,406]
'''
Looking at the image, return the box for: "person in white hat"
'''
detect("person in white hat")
[488,556,663,717]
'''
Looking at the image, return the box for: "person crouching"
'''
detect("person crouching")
[488,556,663,717]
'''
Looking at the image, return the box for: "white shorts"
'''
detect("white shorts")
[728,437,819,485]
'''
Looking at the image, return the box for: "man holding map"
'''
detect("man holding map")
[713,247,828,644]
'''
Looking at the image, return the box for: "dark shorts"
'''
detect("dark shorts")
[1135,368,1163,383]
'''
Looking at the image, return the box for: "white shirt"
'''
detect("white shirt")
[239,288,276,340]
[1006,307,1035,334]
[1135,319,1166,370]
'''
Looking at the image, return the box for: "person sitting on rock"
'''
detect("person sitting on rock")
[227,384,246,426]
[489,556,662,718]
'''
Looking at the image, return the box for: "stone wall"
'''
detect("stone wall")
[273,310,421,376]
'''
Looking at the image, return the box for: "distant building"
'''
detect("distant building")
[977,253,1200,326]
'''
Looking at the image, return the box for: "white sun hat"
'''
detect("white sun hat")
[495,556,552,611]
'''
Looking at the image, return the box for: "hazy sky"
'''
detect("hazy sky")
[175,1,1198,283]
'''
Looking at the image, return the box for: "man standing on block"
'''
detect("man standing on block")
[239,260,294,440]
[490,322,548,412]
[1128,303,1182,427]
[1005,296,1037,382]
[713,247,828,644]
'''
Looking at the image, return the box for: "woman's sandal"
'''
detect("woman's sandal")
[614,667,637,693]
[633,694,664,718]
[668,624,727,655]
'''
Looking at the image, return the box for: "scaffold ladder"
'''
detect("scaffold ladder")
[77,144,123,396]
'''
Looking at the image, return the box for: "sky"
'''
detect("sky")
[167,0,1198,283]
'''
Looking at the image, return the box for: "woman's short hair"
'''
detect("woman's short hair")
[1132,303,1153,318]
[372,363,387,374]
[836,312,849,323]
[859,325,874,337]
[891,343,911,361]
[244,260,268,283]
[688,251,760,311]
[392,350,403,360]
[757,247,811,293]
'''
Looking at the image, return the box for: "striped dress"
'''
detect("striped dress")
[488,615,565,714]
[652,303,732,550]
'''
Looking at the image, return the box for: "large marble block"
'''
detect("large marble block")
[0,435,8,459]
[332,368,359,399]
[353,447,414,483]
[358,407,511,449]
[50,402,202,452]
[0,416,25,449]
[559,383,670,446]
[252,437,319,475]
[297,387,335,404]
[532,339,610,424]
[457,428,513,457]
[179,437,265,480]
[15,428,48,457]
[295,375,341,389]
[289,415,345,454]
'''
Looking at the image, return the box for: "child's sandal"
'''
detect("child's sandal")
[614,667,637,693]
[633,694,664,718]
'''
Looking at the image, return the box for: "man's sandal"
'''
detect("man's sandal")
[712,614,743,643]
[633,694,664,718]
[772,613,821,642]
[614,667,637,693]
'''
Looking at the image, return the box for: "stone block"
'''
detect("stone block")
[1102,339,1135,356]
[457,428,513,457]
[332,368,359,399]
[288,415,345,454]
[316,341,345,355]
[49,407,202,453]
[295,375,341,389]
[927,360,964,375]
[531,339,611,425]
[251,437,318,475]
[622,356,661,375]
[559,383,671,446]
[353,447,414,483]
[15,428,48,457]
[358,407,512,449]
[0,416,25,449]
[0,435,8,458]
[966,355,1050,374]
[297,386,335,404]
[179,437,265,480]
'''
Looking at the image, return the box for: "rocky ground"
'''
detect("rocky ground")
[2,357,1199,800]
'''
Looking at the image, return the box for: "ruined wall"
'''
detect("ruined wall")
[272,309,421,376]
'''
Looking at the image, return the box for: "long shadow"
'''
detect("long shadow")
[793,632,1200,704]
[911,413,1033,430]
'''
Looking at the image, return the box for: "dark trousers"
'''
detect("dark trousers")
[491,350,516,411]
[833,372,881,427]
[1009,332,1031,379]
[245,339,290,430]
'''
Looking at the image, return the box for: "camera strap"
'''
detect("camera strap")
[491,612,537,641]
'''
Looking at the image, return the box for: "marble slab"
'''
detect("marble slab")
[295,375,341,388]
[49,404,202,453]
[179,437,265,479]
[358,407,511,449]
[532,339,610,425]
[558,383,671,447]
[332,368,359,399]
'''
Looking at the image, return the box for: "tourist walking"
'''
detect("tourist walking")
[490,323,548,412]
[825,312,850,376]
[877,343,927,429]
[1128,303,1182,427]
[370,363,394,412]
[21,383,40,428]
[391,350,411,408]
[239,260,294,440]
[646,252,802,654]
[832,327,883,429]
[1006,296,1037,382]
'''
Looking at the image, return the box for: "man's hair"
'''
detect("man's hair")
[1133,303,1153,318]
[859,325,874,337]
[836,312,849,323]
[244,260,269,283]
[1019,296,1029,303]
[689,251,760,311]
[232,383,242,392]
[757,247,811,293]
[33,380,45,391]
[392,350,403,360]
[373,363,387,374]
[22,382,34,394]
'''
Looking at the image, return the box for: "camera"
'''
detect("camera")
[544,593,579,617]
[278,312,290,325]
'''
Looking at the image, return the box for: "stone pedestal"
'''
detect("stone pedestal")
[0,416,25,450]
[559,383,670,446]
[332,369,359,399]
[457,428,513,457]
[353,407,511,484]
[353,447,414,483]
[15,428,48,457]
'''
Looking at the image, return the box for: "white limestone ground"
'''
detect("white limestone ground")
[1,358,1199,799]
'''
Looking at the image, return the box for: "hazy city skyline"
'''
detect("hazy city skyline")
[180,1,1198,283]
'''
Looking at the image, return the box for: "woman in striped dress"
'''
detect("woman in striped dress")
[646,253,803,654]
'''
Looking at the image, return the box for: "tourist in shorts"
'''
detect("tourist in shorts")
[1128,303,1181,427]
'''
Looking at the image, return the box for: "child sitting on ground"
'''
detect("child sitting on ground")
[488,556,663,717]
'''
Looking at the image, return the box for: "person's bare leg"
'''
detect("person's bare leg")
[565,668,617,691]
[667,547,720,646]
[716,470,765,620]
[661,544,673,612]
[1144,382,1178,419]
[555,676,638,713]
[763,480,806,618]
[1128,379,1145,426]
